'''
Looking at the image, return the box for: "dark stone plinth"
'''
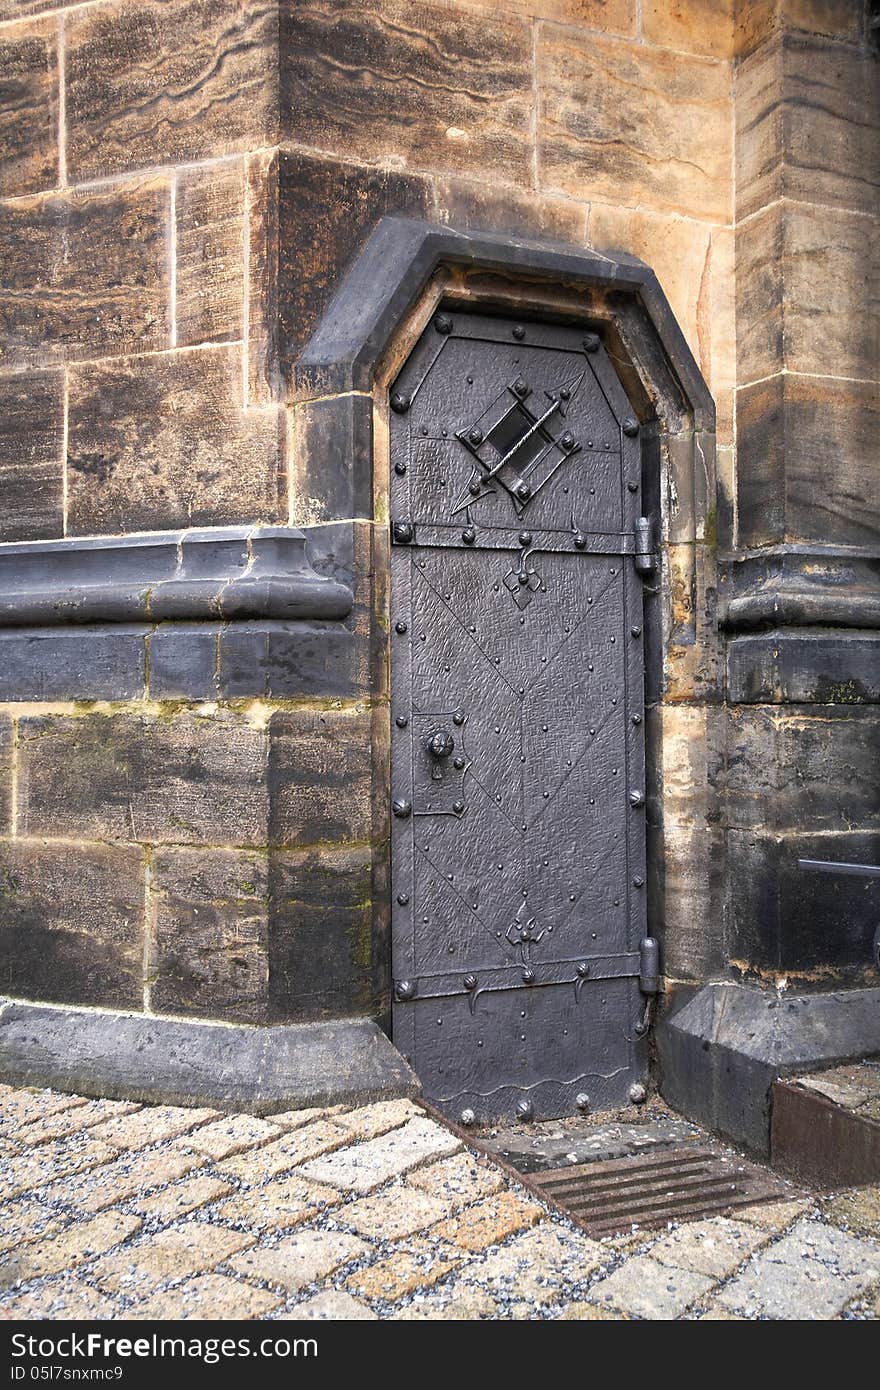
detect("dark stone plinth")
[657,982,880,1155]
[0,999,418,1114]
[0,526,352,627]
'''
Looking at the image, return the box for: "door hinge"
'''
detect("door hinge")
[633,516,657,576]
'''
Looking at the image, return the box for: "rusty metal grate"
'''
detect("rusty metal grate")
[529,1145,792,1238]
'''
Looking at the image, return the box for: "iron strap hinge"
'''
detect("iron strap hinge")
[392,517,658,568]
[394,952,641,1005]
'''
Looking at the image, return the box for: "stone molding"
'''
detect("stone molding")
[0,525,352,627]
[720,548,880,632]
[0,998,418,1113]
[295,217,715,431]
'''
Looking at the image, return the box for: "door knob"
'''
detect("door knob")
[425,729,455,760]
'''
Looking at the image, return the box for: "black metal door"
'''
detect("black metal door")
[389,310,653,1126]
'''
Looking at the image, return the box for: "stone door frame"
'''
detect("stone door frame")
[291,217,720,1026]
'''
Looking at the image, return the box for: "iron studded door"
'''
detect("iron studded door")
[390,310,653,1126]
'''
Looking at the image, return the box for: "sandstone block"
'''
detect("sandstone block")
[17,710,269,847]
[228,1228,368,1292]
[736,33,879,219]
[267,708,372,848]
[344,1239,462,1301]
[269,845,373,1021]
[716,1217,880,1319]
[427,1191,544,1253]
[151,848,270,1023]
[0,838,144,1008]
[588,1253,714,1318]
[0,180,170,371]
[280,0,533,184]
[214,1117,349,1181]
[297,1116,461,1194]
[67,346,283,535]
[0,1211,142,1287]
[737,373,880,548]
[130,1273,281,1320]
[1,1131,118,1200]
[64,0,277,182]
[91,1223,255,1296]
[175,160,245,348]
[736,201,879,383]
[643,0,735,57]
[538,28,732,220]
[213,1172,342,1232]
[268,150,431,388]
[0,369,64,541]
[0,17,57,196]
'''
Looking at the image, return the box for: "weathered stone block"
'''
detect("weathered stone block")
[441,0,635,28]
[737,373,880,547]
[219,622,369,701]
[737,201,879,383]
[0,369,63,540]
[151,848,269,1022]
[269,845,373,1020]
[175,160,245,349]
[0,627,147,701]
[64,0,278,182]
[280,0,533,184]
[0,17,57,197]
[643,0,735,58]
[727,630,880,705]
[433,175,587,243]
[67,346,284,534]
[289,393,373,525]
[267,707,372,847]
[651,820,726,980]
[271,150,431,384]
[538,28,732,220]
[736,33,879,219]
[735,0,867,57]
[725,828,880,976]
[17,710,269,846]
[147,626,219,700]
[0,839,144,1007]
[589,206,711,377]
[723,705,880,833]
[0,716,11,836]
[0,180,170,371]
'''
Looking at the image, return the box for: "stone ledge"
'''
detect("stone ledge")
[657,982,880,1156]
[0,527,353,627]
[0,1000,418,1114]
[719,548,880,632]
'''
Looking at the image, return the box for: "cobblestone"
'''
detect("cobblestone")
[648,1216,769,1279]
[214,1174,342,1233]
[215,1120,350,1183]
[0,1211,142,1287]
[1,1087,877,1321]
[130,1273,282,1320]
[281,1290,376,1320]
[90,1223,255,1297]
[229,1230,368,1294]
[299,1117,461,1194]
[588,1254,715,1318]
[39,1144,202,1213]
[716,1218,880,1319]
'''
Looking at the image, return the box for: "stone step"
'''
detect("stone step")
[771,1060,880,1188]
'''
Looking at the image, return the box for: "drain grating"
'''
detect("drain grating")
[529,1144,793,1238]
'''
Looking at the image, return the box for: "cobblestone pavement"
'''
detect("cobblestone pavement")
[1,1086,878,1321]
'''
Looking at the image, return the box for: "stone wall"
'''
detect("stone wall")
[725,0,880,987]
[0,0,876,1027]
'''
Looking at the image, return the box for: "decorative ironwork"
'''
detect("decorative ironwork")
[390,308,650,1124]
